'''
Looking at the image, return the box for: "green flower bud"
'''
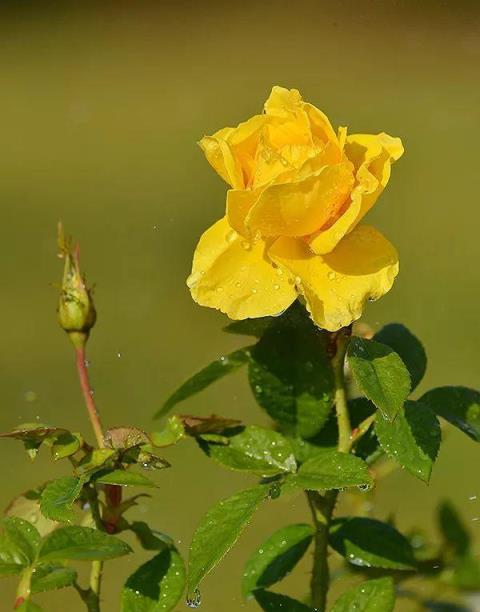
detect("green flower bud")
[57,224,96,347]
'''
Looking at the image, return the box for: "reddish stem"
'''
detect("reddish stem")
[75,346,105,448]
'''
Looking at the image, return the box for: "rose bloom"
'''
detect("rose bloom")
[187,86,403,331]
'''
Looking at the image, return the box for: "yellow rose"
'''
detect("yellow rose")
[187,86,403,331]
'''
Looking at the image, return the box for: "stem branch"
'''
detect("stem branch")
[331,330,351,454]
[74,343,105,610]
[309,328,352,611]
[75,345,105,449]
[307,490,337,610]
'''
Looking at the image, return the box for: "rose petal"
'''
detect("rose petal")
[269,224,399,331]
[246,162,354,237]
[308,132,404,255]
[187,217,297,320]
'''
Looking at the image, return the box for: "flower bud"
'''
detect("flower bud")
[57,224,96,347]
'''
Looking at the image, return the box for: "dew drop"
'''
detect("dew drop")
[357,483,371,492]
[186,588,201,608]
[328,271,336,280]
[226,229,237,244]
[268,483,281,500]
[84,359,91,368]
[187,272,203,289]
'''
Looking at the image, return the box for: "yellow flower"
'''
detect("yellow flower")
[188,86,403,331]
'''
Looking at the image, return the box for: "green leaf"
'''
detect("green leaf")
[75,448,117,478]
[2,518,41,566]
[374,323,427,390]
[347,337,411,421]
[156,347,252,418]
[125,448,170,471]
[249,317,334,438]
[329,517,415,570]
[293,451,373,491]
[375,400,441,483]
[331,577,395,612]
[420,386,480,442]
[48,432,83,461]
[128,522,171,552]
[437,501,470,556]
[0,424,69,460]
[188,486,267,592]
[254,590,311,611]
[201,426,297,476]
[242,524,314,598]
[149,416,185,448]
[39,526,131,562]
[121,547,185,612]
[94,470,158,488]
[224,317,274,338]
[31,563,77,593]
[0,535,26,576]
[40,477,83,523]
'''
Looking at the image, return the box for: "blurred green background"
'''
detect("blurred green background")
[0,1,479,610]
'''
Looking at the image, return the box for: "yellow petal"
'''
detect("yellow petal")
[308,132,403,255]
[199,133,244,189]
[302,101,340,150]
[264,86,303,116]
[226,188,260,237]
[200,115,270,189]
[187,217,297,320]
[246,161,355,237]
[263,86,341,156]
[268,225,399,331]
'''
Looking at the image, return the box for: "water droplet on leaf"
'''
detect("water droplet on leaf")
[186,588,201,608]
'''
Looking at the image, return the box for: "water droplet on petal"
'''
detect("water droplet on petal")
[187,272,203,289]
[226,229,237,244]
